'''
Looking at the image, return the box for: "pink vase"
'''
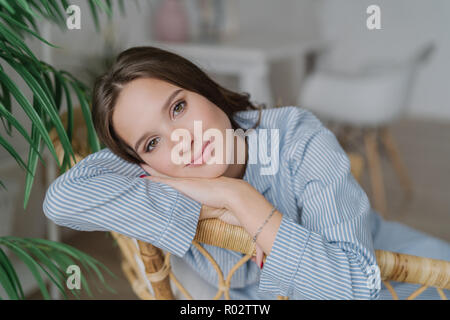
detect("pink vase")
[153,0,189,42]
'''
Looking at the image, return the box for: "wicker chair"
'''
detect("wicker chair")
[49,107,450,300]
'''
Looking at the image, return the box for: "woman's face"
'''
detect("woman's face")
[112,77,244,178]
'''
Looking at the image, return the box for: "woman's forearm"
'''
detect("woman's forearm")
[142,174,282,256]
[227,182,283,256]
[43,149,203,258]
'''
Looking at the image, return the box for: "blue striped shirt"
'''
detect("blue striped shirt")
[43,106,381,299]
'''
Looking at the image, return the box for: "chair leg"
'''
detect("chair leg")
[379,127,413,200]
[364,129,388,218]
[137,240,175,300]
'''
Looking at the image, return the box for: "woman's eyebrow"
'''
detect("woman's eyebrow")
[134,88,183,153]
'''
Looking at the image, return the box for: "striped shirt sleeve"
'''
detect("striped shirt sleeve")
[258,110,380,299]
[42,149,202,258]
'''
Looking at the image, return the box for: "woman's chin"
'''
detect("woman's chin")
[185,163,228,178]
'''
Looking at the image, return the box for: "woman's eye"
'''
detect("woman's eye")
[144,101,186,153]
[172,100,186,117]
[145,137,160,153]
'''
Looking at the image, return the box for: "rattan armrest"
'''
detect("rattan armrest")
[195,218,450,290]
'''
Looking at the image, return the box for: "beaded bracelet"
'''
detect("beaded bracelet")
[252,206,276,243]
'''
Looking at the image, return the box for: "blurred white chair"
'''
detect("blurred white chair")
[298,42,435,218]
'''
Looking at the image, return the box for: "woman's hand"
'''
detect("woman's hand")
[140,164,265,268]
[140,166,246,211]
[200,204,241,225]
[200,204,265,268]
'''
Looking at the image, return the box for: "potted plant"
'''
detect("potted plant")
[0,0,130,300]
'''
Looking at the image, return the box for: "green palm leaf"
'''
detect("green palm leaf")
[2,240,51,299]
[88,0,100,31]
[0,10,58,48]
[0,262,19,299]
[0,103,42,157]
[15,0,35,17]
[51,71,63,110]
[15,240,68,299]
[0,133,33,176]
[0,0,16,15]
[0,81,12,134]
[70,81,101,153]
[0,236,117,299]
[23,120,41,209]
[0,68,63,169]
[0,0,127,300]
[0,247,25,299]
[0,22,39,62]
[30,238,118,296]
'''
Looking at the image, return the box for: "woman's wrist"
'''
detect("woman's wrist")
[225,179,255,213]
[199,204,211,220]
[226,181,272,229]
[226,180,283,255]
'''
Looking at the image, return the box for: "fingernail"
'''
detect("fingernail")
[260,261,264,269]
[139,175,147,178]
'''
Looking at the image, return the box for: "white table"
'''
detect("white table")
[127,33,327,107]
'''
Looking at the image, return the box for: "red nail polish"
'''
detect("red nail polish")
[260,261,264,269]
[139,175,147,178]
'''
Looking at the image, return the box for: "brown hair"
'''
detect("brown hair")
[92,46,263,164]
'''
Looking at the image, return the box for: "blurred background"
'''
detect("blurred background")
[0,0,449,299]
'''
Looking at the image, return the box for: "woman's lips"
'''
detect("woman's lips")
[187,139,213,167]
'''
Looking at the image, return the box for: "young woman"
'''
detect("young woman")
[43,46,450,300]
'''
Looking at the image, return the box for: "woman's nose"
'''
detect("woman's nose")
[178,138,194,157]
[173,131,195,157]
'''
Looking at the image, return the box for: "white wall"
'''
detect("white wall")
[48,0,320,105]
[316,0,450,121]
